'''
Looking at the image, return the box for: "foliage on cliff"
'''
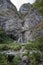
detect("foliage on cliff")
[33,0,43,16]
[0,28,13,44]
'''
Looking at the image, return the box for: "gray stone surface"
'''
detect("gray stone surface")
[0,0,43,43]
[19,56,30,65]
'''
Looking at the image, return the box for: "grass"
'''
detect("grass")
[0,37,43,65]
[0,42,21,51]
[25,37,43,51]
[0,36,43,51]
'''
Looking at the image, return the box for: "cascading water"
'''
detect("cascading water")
[18,33,23,43]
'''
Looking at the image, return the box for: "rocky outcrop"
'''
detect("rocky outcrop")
[0,0,23,42]
[19,3,32,15]
[19,3,43,42]
[0,0,43,43]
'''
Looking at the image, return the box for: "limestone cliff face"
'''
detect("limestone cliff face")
[20,3,43,42]
[0,0,43,42]
[0,0,22,41]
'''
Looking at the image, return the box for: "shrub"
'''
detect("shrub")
[12,54,21,65]
[0,54,8,65]
[25,37,43,51]
[29,52,41,65]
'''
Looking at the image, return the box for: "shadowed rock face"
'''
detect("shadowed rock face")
[0,0,43,43]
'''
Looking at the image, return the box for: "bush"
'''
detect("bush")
[0,54,21,65]
[0,44,9,50]
[0,43,21,51]
[12,54,21,65]
[29,52,41,65]
[8,43,21,51]
[25,37,43,51]
[0,54,8,65]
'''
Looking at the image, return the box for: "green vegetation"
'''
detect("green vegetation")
[0,54,8,65]
[12,55,21,65]
[0,28,43,65]
[0,0,43,65]
[0,54,21,65]
[0,28,21,51]
[0,28,4,34]
[33,0,43,16]
[0,43,21,51]
[24,37,43,65]
[25,37,43,51]
[0,28,13,44]
[0,37,43,65]
[0,34,13,44]
[29,52,41,65]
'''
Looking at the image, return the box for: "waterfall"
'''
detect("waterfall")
[18,33,23,43]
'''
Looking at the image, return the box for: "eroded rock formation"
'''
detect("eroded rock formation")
[0,0,43,43]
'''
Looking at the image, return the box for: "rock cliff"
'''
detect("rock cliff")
[19,3,43,42]
[0,0,43,43]
[0,0,23,42]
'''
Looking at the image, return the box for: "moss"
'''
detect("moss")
[0,36,43,65]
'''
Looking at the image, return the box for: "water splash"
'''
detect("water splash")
[18,33,23,43]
